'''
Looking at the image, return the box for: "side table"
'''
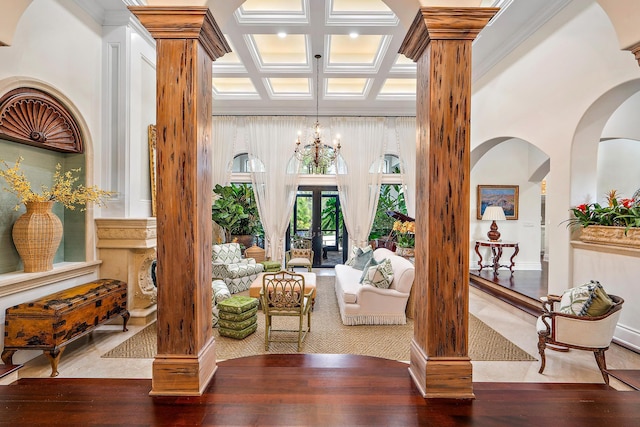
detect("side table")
[474,240,519,275]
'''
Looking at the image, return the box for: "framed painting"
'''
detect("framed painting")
[476,185,519,220]
[148,124,157,217]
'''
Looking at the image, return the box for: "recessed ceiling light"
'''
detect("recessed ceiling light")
[278,32,287,38]
[349,32,358,39]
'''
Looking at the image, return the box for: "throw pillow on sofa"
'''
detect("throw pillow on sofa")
[346,245,373,270]
[359,257,380,283]
[362,258,394,289]
[559,280,614,316]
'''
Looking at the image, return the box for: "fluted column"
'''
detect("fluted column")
[399,7,498,399]
[129,6,230,396]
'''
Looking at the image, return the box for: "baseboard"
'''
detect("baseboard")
[613,323,640,353]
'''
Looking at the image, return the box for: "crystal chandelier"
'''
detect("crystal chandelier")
[294,54,341,174]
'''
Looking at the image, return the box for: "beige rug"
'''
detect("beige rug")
[102,276,536,362]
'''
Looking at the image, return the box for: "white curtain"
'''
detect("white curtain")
[212,116,237,186]
[396,117,416,218]
[246,116,304,262]
[332,117,386,250]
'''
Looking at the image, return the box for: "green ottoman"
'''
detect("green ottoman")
[219,323,258,339]
[260,260,281,272]
[218,314,258,331]
[217,295,259,314]
[217,295,259,339]
[219,306,258,322]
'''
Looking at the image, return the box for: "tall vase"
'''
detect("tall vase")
[12,201,63,272]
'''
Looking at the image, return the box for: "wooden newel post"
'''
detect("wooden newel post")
[128,6,231,396]
[399,7,498,399]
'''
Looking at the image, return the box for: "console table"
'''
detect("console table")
[474,240,519,275]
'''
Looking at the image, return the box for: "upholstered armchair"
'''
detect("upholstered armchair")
[537,285,624,384]
[212,243,264,294]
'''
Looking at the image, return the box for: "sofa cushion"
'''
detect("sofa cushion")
[559,280,614,316]
[335,264,362,304]
[362,258,394,289]
[212,243,243,264]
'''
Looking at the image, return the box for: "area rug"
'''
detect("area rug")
[102,276,536,362]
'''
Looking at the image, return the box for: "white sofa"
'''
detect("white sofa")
[334,248,415,325]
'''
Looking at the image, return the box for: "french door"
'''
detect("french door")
[290,186,346,267]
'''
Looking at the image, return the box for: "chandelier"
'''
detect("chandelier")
[294,54,341,174]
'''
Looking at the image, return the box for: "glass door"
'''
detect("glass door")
[290,186,344,267]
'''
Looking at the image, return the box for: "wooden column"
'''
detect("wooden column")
[128,6,230,396]
[399,7,497,399]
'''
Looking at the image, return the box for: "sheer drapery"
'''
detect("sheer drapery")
[396,117,417,217]
[332,117,386,250]
[246,116,304,262]
[212,116,237,186]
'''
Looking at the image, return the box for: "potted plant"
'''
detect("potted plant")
[211,183,262,249]
[391,220,415,257]
[566,189,640,248]
[369,184,406,250]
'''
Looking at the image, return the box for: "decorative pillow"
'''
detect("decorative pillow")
[359,257,380,283]
[212,280,231,304]
[351,249,373,271]
[559,280,614,316]
[362,258,394,289]
[345,245,372,267]
[290,248,311,259]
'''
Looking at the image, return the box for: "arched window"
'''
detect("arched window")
[383,154,401,174]
[232,153,250,173]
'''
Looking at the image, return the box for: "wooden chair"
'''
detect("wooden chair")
[537,293,624,384]
[261,271,313,351]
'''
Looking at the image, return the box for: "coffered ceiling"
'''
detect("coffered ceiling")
[76,0,573,117]
[212,0,416,116]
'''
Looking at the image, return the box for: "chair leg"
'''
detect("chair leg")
[594,348,609,385]
[298,315,303,352]
[537,335,547,374]
[265,314,270,350]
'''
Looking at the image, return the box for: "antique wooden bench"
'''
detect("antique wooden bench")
[2,279,129,377]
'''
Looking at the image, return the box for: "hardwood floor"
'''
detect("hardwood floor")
[2,354,639,426]
[469,263,548,316]
[606,370,640,391]
[4,265,640,425]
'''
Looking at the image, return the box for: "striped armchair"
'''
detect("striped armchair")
[212,243,264,294]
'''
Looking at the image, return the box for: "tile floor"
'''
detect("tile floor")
[9,268,640,391]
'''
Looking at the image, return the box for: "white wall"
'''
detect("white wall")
[573,246,640,351]
[100,21,156,218]
[597,139,640,200]
[470,139,543,270]
[470,0,640,293]
[0,0,104,365]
